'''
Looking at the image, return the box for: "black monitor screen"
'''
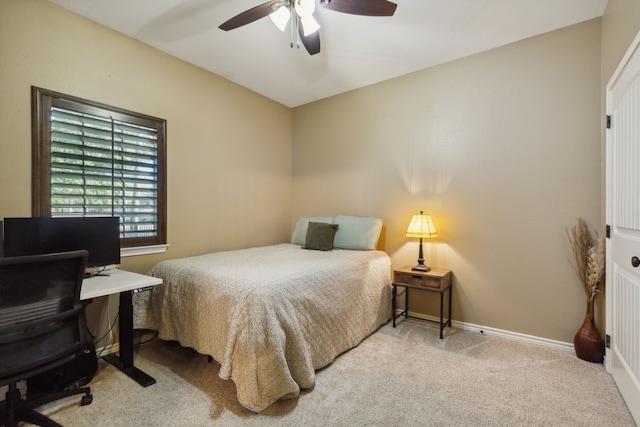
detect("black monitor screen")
[2,217,121,268]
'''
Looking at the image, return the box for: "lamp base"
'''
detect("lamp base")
[411,264,430,272]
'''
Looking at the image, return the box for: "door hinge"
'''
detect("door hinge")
[606,224,611,238]
[606,115,611,129]
[605,334,611,348]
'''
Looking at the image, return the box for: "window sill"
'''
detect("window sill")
[121,244,170,257]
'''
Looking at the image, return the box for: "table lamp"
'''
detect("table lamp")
[405,211,437,272]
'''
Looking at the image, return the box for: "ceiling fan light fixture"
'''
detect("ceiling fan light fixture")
[219,0,397,56]
[300,15,320,36]
[295,0,315,17]
[269,6,291,31]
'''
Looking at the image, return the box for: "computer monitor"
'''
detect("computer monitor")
[2,217,121,268]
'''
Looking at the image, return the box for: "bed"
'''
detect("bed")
[133,216,392,412]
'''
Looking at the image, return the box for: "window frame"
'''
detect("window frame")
[31,86,167,249]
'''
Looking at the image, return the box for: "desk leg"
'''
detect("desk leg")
[102,290,156,387]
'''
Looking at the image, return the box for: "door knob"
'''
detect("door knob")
[632,256,640,268]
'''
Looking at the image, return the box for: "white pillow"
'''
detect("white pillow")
[291,216,335,245]
[332,215,383,250]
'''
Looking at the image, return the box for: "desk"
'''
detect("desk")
[81,269,162,387]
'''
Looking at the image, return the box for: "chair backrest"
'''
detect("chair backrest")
[0,250,89,386]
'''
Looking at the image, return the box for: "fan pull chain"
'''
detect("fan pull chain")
[290,12,300,49]
[290,4,294,48]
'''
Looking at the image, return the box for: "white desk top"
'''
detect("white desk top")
[81,269,162,300]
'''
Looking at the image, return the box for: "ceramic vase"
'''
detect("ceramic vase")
[573,298,604,363]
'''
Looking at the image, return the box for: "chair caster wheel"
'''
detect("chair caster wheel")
[81,393,93,406]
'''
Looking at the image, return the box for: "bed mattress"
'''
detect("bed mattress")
[134,243,392,411]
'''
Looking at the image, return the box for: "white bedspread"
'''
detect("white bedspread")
[134,243,392,412]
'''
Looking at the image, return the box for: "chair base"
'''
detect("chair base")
[0,382,92,427]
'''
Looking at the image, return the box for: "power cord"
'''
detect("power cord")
[95,311,119,358]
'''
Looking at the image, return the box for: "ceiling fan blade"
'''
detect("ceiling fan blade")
[318,0,397,16]
[219,1,282,31]
[299,25,321,55]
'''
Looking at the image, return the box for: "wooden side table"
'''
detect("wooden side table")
[392,266,452,338]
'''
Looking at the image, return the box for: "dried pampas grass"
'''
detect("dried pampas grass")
[565,218,606,301]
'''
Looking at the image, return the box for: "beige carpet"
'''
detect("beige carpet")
[38,321,635,426]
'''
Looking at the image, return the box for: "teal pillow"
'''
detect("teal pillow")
[333,215,383,250]
[304,222,339,251]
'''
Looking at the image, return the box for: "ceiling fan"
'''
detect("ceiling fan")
[219,0,397,56]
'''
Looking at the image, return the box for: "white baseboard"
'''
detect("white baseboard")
[101,317,573,357]
[400,310,574,352]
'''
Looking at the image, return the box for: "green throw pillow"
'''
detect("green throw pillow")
[304,222,339,251]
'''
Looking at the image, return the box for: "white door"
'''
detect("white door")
[606,30,640,426]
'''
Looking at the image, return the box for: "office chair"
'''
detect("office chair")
[0,250,93,427]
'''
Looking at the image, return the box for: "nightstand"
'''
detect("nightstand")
[392,266,452,338]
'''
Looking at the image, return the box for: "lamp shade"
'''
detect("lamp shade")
[295,0,315,17]
[300,15,320,36]
[270,6,291,32]
[405,212,437,239]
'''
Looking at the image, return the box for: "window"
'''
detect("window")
[32,87,167,249]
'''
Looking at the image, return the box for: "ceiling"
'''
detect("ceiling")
[48,0,607,108]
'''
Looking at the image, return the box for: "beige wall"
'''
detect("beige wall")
[293,19,602,343]
[0,0,292,346]
[602,0,640,82]
[600,1,640,207]
[3,0,640,346]
[0,0,293,272]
